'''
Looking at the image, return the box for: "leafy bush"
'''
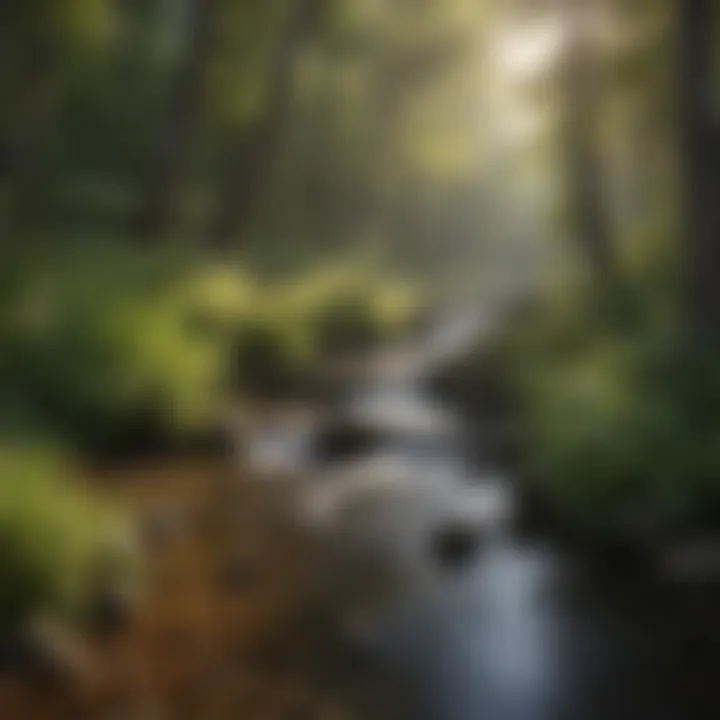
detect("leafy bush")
[310,281,421,356]
[0,251,422,456]
[1,254,254,455]
[275,263,422,357]
[0,443,139,634]
[231,321,310,399]
[312,294,383,356]
[497,291,720,536]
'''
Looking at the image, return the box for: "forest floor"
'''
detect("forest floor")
[0,308,486,720]
[0,459,400,720]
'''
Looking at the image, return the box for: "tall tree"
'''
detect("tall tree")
[562,0,620,289]
[0,0,116,239]
[0,67,62,240]
[679,0,720,343]
[208,0,320,250]
[132,0,216,241]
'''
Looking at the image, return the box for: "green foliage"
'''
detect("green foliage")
[276,262,422,356]
[0,442,138,633]
[313,294,384,355]
[230,262,422,396]
[498,285,720,535]
[0,0,117,66]
[0,251,421,455]
[232,321,307,399]
[1,252,252,455]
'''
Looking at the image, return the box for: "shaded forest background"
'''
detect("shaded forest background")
[1,0,720,649]
[0,0,677,280]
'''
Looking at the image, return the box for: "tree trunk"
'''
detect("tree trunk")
[208,0,318,250]
[2,68,63,241]
[563,0,620,289]
[679,0,720,343]
[132,0,214,242]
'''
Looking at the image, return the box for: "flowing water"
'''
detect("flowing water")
[277,312,720,720]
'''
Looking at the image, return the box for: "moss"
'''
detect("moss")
[0,443,140,633]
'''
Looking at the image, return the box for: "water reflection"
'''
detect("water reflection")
[247,314,719,720]
[331,355,716,719]
[372,531,711,720]
[375,539,565,720]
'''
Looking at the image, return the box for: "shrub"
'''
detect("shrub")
[0,251,422,455]
[231,321,309,400]
[309,279,422,357]
[497,294,720,536]
[312,294,383,356]
[1,255,254,455]
[278,263,422,358]
[0,443,140,634]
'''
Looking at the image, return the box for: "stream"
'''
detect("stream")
[248,312,720,720]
